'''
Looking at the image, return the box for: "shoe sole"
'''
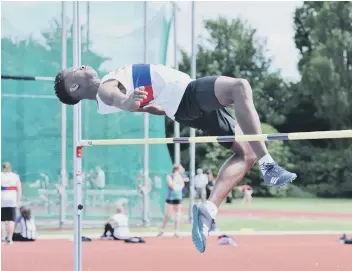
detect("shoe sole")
[191,205,205,253]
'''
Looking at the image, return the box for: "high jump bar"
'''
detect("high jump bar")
[81,129,352,146]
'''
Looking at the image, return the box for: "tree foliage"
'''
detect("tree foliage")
[286,1,352,196]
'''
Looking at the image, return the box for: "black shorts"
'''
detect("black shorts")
[1,207,16,222]
[166,199,182,205]
[174,76,236,149]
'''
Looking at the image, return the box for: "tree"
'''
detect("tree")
[287,1,352,196]
[293,2,352,131]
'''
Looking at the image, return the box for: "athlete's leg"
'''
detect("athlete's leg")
[7,221,15,244]
[242,193,247,204]
[1,222,7,242]
[102,223,112,237]
[157,203,172,237]
[181,76,296,188]
[246,190,253,205]
[101,223,114,239]
[192,124,256,253]
[173,203,182,237]
[208,125,256,208]
[213,76,268,159]
[6,209,16,243]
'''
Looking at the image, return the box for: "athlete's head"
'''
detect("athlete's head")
[172,164,185,174]
[2,162,12,173]
[20,206,32,220]
[115,198,128,214]
[54,65,99,105]
[197,168,203,175]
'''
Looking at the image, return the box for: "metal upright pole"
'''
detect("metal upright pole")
[189,1,196,223]
[143,1,150,226]
[173,2,181,165]
[87,1,90,48]
[73,2,83,271]
[83,0,90,142]
[60,1,67,228]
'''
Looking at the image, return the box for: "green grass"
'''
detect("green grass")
[135,217,352,232]
[184,197,352,213]
[37,216,352,238]
[216,217,352,231]
[35,197,352,238]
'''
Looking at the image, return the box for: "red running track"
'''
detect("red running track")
[2,235,351,271]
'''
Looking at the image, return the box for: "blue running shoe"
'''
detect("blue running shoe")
[192,204,215,253]
[261,162,297,187]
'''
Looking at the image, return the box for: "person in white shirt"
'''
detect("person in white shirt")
[194,169,208,203]
[101,200,129,240]
[1,162,22,244]
[54,63,296,253]
[13,206,36,242]
[93,166,105,189]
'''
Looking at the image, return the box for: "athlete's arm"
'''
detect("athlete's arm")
[16,176,22,205]
[137,104,166,115]
[99,80,147,112]
[166,175,174,189]
[180,178,185,189]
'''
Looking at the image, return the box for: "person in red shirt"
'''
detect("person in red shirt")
[237,184,253,205]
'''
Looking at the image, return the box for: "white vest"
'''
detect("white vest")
[110,213,130,239]
[96,64,192,120]
[1,172,19,208]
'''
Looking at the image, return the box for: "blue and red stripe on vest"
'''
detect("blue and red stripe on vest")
[132,64,154,107]
[1,186,17,191]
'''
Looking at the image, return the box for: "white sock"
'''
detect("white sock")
[258,154,275,166]
[204,200,218,219]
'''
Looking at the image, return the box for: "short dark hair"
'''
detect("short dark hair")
[20,206,32,220]
[54,70,79,105]
[172,164,181,173]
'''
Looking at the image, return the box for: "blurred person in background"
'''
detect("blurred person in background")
[236,184,253,205]
[93,166,106,205]
[339,234,352,245]
[206,171,216,199]
[154,175,162,190]
[157,165,187,238]
[101,199,130,240]
[1,162,22,244]
[13,205,36,242]
[29,172,49,190]
[93,166,105,190]
[194,168,208,203]
[136,169,152,195]
[39,173,49,190]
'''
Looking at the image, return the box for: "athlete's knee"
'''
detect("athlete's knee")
[231,78,253,101]
[232,142,256,166]
[244,151,257,167]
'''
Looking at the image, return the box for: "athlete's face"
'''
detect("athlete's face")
[178,166,185,174]
[63,65,99,100]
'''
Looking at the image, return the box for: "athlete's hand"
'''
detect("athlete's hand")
[125,87,148,111]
